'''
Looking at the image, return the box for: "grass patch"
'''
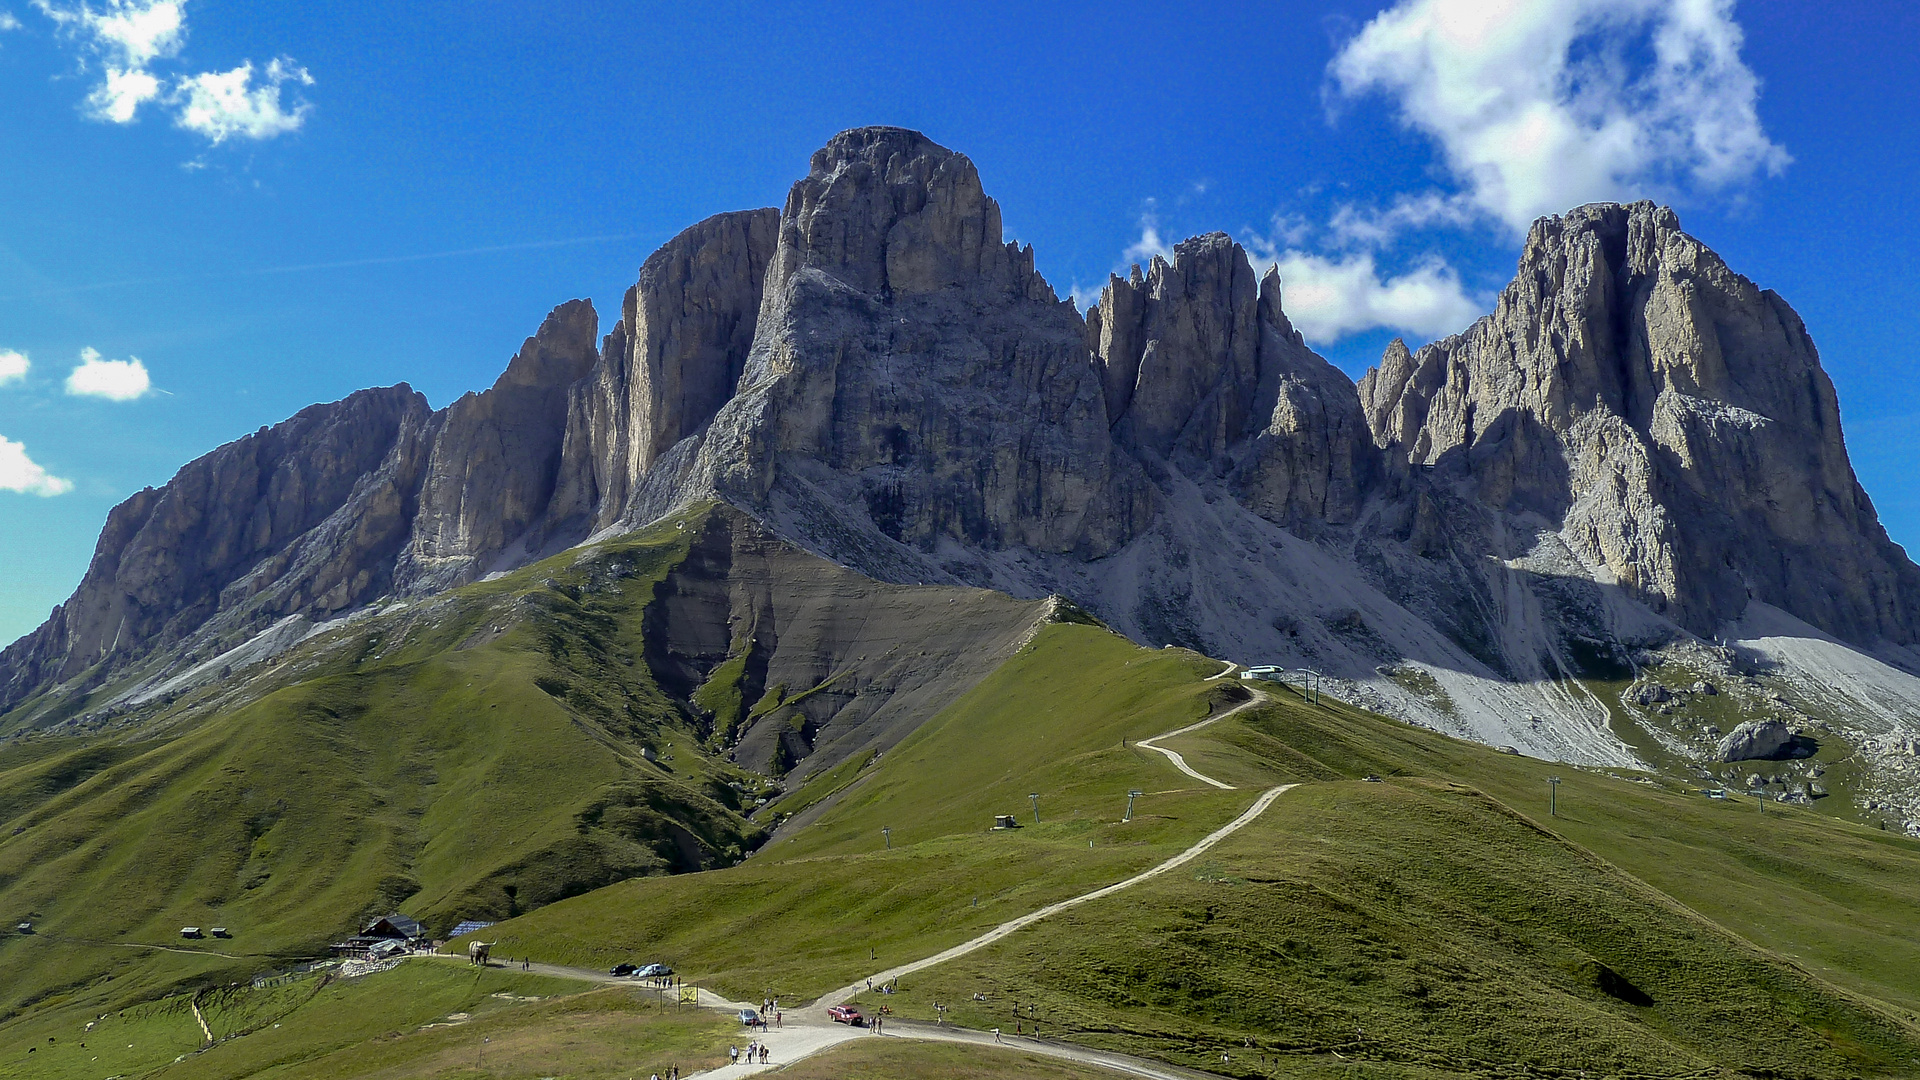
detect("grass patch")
[859,777,1920,1077]
[775,1037,1139,1079]
[5,958,731,1080]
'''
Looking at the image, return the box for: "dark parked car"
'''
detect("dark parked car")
[609,963,639,976]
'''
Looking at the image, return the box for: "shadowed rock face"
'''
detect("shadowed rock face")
[1087,232,1374,530]
[695,126,1151,559]
[1357,202,1920,644]
[543,209,780,542]
[397,299,600,594]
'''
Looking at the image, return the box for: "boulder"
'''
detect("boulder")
[1717,719,1796,762]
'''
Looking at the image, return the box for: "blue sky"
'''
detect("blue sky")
[1,0,1915,644]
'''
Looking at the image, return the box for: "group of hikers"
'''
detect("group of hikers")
[729,1041,772,1066]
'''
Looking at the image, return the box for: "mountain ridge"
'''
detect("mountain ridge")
[7,125,1920,829]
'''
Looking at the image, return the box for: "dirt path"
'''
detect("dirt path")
[814,780,1293,1010]
[498,684,1284,1080]
[1135,693,1266,790]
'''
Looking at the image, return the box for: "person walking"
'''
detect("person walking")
[775,1010,782,1028]
[760,1045,769,1064]
[992,1027,1002,1043]
[729,1045,739,1066]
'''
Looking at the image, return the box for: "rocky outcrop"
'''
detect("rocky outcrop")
[0,385,432,707]
[397,300,599,593]
[695,127,1149,560]
[1357,202,1920,647]
[543,210,779,541]
[1088,234,1373,530]
[1717,719,1797,762]
[1093,233,1263,460]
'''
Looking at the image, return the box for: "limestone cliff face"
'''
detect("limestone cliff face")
[1088,233,1373,530]
[397,299,600,593]
[1357,201,1920,645]
[543,210,779,541]
[696,127,1149,559]
[0,385,433,705]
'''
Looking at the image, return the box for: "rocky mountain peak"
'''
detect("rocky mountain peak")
[776,125,1048,302]
[395,300,599,594]
[1360,200,1920,645]
[1091,231,1263,457]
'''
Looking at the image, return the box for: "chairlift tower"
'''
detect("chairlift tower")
[1125,789,1143,822]
[1028,792,1040,825]
[881,826,891,849]
[1548,776,1561,817]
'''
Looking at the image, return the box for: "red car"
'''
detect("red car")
[826,1005,864,1025]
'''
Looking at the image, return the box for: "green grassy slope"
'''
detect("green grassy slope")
[765,624,1250,859]
[8,959,734,1080]
[0,508,763,1025]
[477,625,1255,997]
[868,777,1919,1078]
[775,1039,1134,1079]
[1226,693,1920,1018]
[480,626,1920,1078]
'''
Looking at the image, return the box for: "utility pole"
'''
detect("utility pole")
[1029,792,1040,825]
[882,826,891,849]
[1125,789,1142,822]
[1548,776,1561,817]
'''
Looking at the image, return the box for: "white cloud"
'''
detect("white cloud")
[34,0,183,67]
[1328,0,1789,234]
[1120,205,1176,267]
[1328,191,1479,247]
[172,57,312,143]
[0,435,72,496]
[34,0,312,142]
[0,349,27,386]
[66,347,151,400]
[86,64,161,122]
[1265,250,1484,344]
[0,11,21,30]
[1068,281,1104,313]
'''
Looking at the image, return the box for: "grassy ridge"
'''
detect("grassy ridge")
[0,509,761,1025]
[479,624,1257,999]
[1230,693,1920,1018]
[766,625,1253,859]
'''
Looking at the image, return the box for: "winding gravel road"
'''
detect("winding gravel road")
[517,690,1289,1079]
